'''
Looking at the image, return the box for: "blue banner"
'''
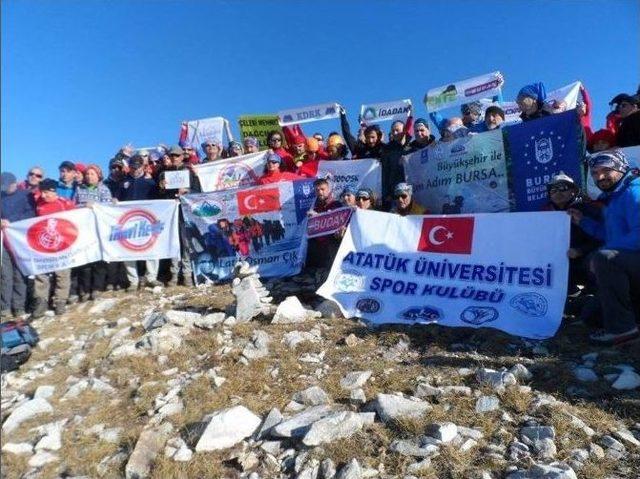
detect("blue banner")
[505,110,583,212]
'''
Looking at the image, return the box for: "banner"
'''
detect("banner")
[180,180,316,283]
[238,115,282,149]
[181,117,232,154]
[360,99,412,124]
[505,110,582,212]
[4,209,102,275]
[403,129,509,214]
[317,159,382,198]
[94,200,180,262]
[587,146,640,199]
[193,151,268,192]
[424,72,504,112]
[307,207,353,238]
[318,209,569,340]
[278,103,340,126]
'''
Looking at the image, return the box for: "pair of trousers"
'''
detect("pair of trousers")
[590,249,640,334]
[1,247,27,313]
[124,260,159,286]
[34,269,71,305]
[170,226,193,285]
[76,261,108,296]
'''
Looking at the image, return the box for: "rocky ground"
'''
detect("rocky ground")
[1,263,639,479]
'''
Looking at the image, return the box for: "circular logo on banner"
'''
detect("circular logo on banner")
[114,209,163,252]
[27,218,78,253]
[215,164,257,190]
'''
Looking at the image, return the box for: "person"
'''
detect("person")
[17,166,45,197]
[56,161,77,200]
[256,153,302,185]
[243,137,260,154]
[290,135,307,168]
[588,129,617,153]
[31,179,76,317]
[340,185,357,207]
[181,142,199,164]
[406,118,436,153]
[440,119,469,142]
[326,135,350,161]
[202,139,222,163]
[340,107,384,159]
[516,83,551,122]
[266,130,294,171]
[379,115,414,210]
[577,84,594,143]
[1,172,36,317]
[306,178,342,269]
[313,133,324,148]
[158,145,201,287]
[75,163,86,184]
[104,158,126,196]
[612,93,640,147]
[461,102,484,129]
[73,164,113,301]
[116,155,162,291]
[541,173,602,295]
[391,183,429,216]
[484,106,505,131]
[355,188,377,210]
[568,150,640,345]
[226,140,244,158]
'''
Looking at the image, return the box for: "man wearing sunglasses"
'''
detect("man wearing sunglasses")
[542,173,601,298]
[266,130,294,171]
[568,150,640,345]
[391,182,428,216]
[18,166,45,196]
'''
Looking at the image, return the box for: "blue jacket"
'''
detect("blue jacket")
[117,175,157,201]
[579,172,640,251]
[56,181,76,199]
[0,189,36,222]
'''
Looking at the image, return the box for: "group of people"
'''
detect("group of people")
[1,82,639,346]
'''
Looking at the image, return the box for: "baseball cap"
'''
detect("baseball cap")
[168,145,184,156]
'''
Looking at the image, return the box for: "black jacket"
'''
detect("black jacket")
[617,110,640,147]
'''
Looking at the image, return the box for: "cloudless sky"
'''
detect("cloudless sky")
[2,0,638,178]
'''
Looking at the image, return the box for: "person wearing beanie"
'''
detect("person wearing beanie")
[517,82,551,122]
[57,161,77,199]
[266,130,295,171]
[484,106,505,131]
[1,172,36,317]
[200,139,222,163]
[612,94,640,147]
[406,118,436,153]
[30,178,76,317]
[290,134,307,167]
[391,182,429,216]
[461,101,483,128]
[243,137,260,154]
[226,140,244,158]
[588,129,617,153]
[568,149,640,345]
[340,185,357,207]
[541,173,602,297]
[256,153,303,185]
[355,188,377,211]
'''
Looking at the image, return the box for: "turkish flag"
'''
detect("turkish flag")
[417,217,475,254]
[237,187,281,215]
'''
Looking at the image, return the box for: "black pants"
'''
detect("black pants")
[1,247,27,313]
[76,261,107,296]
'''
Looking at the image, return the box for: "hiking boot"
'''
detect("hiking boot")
[590,327,640,346]
[144,279,162,288]
[67,294,79,305]
[54,301,66,316]
[31,299,48,319]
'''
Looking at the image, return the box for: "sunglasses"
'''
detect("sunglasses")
[395,194,409,199]
[356,196,370,201]
[270,138,282,142]
[28,172,43,178]
[110,165,123,170]
[267,160,280,164]
[548,184,571,193]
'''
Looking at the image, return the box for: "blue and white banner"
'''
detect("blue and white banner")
[505,110,582,211]
[94,200,180,262]
[360,99,412,124]
[193,151,268,192]
[425,71,504,112]
[403,129,510,214]
[318,209,569,339]
[182,116,232,154]
[181,180,315,283]
[278,102,341,126]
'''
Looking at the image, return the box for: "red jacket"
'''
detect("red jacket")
[36,197,76,216]
[257,170,302,185]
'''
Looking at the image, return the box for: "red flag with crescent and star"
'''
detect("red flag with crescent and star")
[417,217,475,254]
[237,187,281,215]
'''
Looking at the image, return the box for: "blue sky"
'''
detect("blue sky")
[2,0,638,179]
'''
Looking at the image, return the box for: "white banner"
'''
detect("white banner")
[587,146,640,199]
[4,209,102,275]
[193,151,268,192]
[360,99,412,124]
[318,209,569,340]
[317,159,382,198]
[94,200,180,262]
[425,71,504,112]
[278,102,341,126]
[183,116,232,151]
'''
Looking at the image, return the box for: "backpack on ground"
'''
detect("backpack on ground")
[1,320,39,373]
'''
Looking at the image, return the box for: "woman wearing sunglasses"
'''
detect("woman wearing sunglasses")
[17,166,45,198]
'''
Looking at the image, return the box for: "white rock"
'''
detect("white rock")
[340,371,372,391]
[88,298,119,314]
[573,367,598,382]
[165,310,201,327]
[2,398,53,434]
[614,429,640,448]
[336,458,362,479]
[302,411,366,446]
[350,388,367,404]
[293,386,331,406]
[612,370,640,390]
[255,408,283,439]
[476,395,500,413]
[370,393,431,422]
[28,451,59,468]
[272,296,319,324]
[195,405,261,452]
[173,446,193,462]
[509,363,533,381]
[194,312,226,329]
[33,385,55,400]
[125,423,173,479]
[426,422,458,443]
[34,420,66,451]
[315,299,344,319]
[272,405,335,438]
[3,442,34,455]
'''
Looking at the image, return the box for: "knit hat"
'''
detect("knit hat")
[85,163,103,181]
[517,82,547,103]
[292,135,306,145]
[39,178,58,192]
[243,137,259,148]
[588,129,616,150]
[228,140,243,150]
[75,163,87,174]
[461,101,483,116]
[340,185,357,197]
[414,118,429,129]
[587,149,629,173]
[1,172,17,191]
[547,172,577,189]
[265,152,282,164]
[129,156,144,169]
[484,105,505,120]
[394,182,413,196]
[305,137,320,153]
[356,188,373,200]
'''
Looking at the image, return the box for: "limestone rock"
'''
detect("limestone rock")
[195,405,261,452]
[426,422,458,443]
[370,393,431,422]
[302,411,366,446]
[272,405,335,438]
[293,386,331,406]
[476,395,500,413]
[612,370,640,390]
[272,296,320,324]
[340,371,372,391]
[2,398,53,434]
